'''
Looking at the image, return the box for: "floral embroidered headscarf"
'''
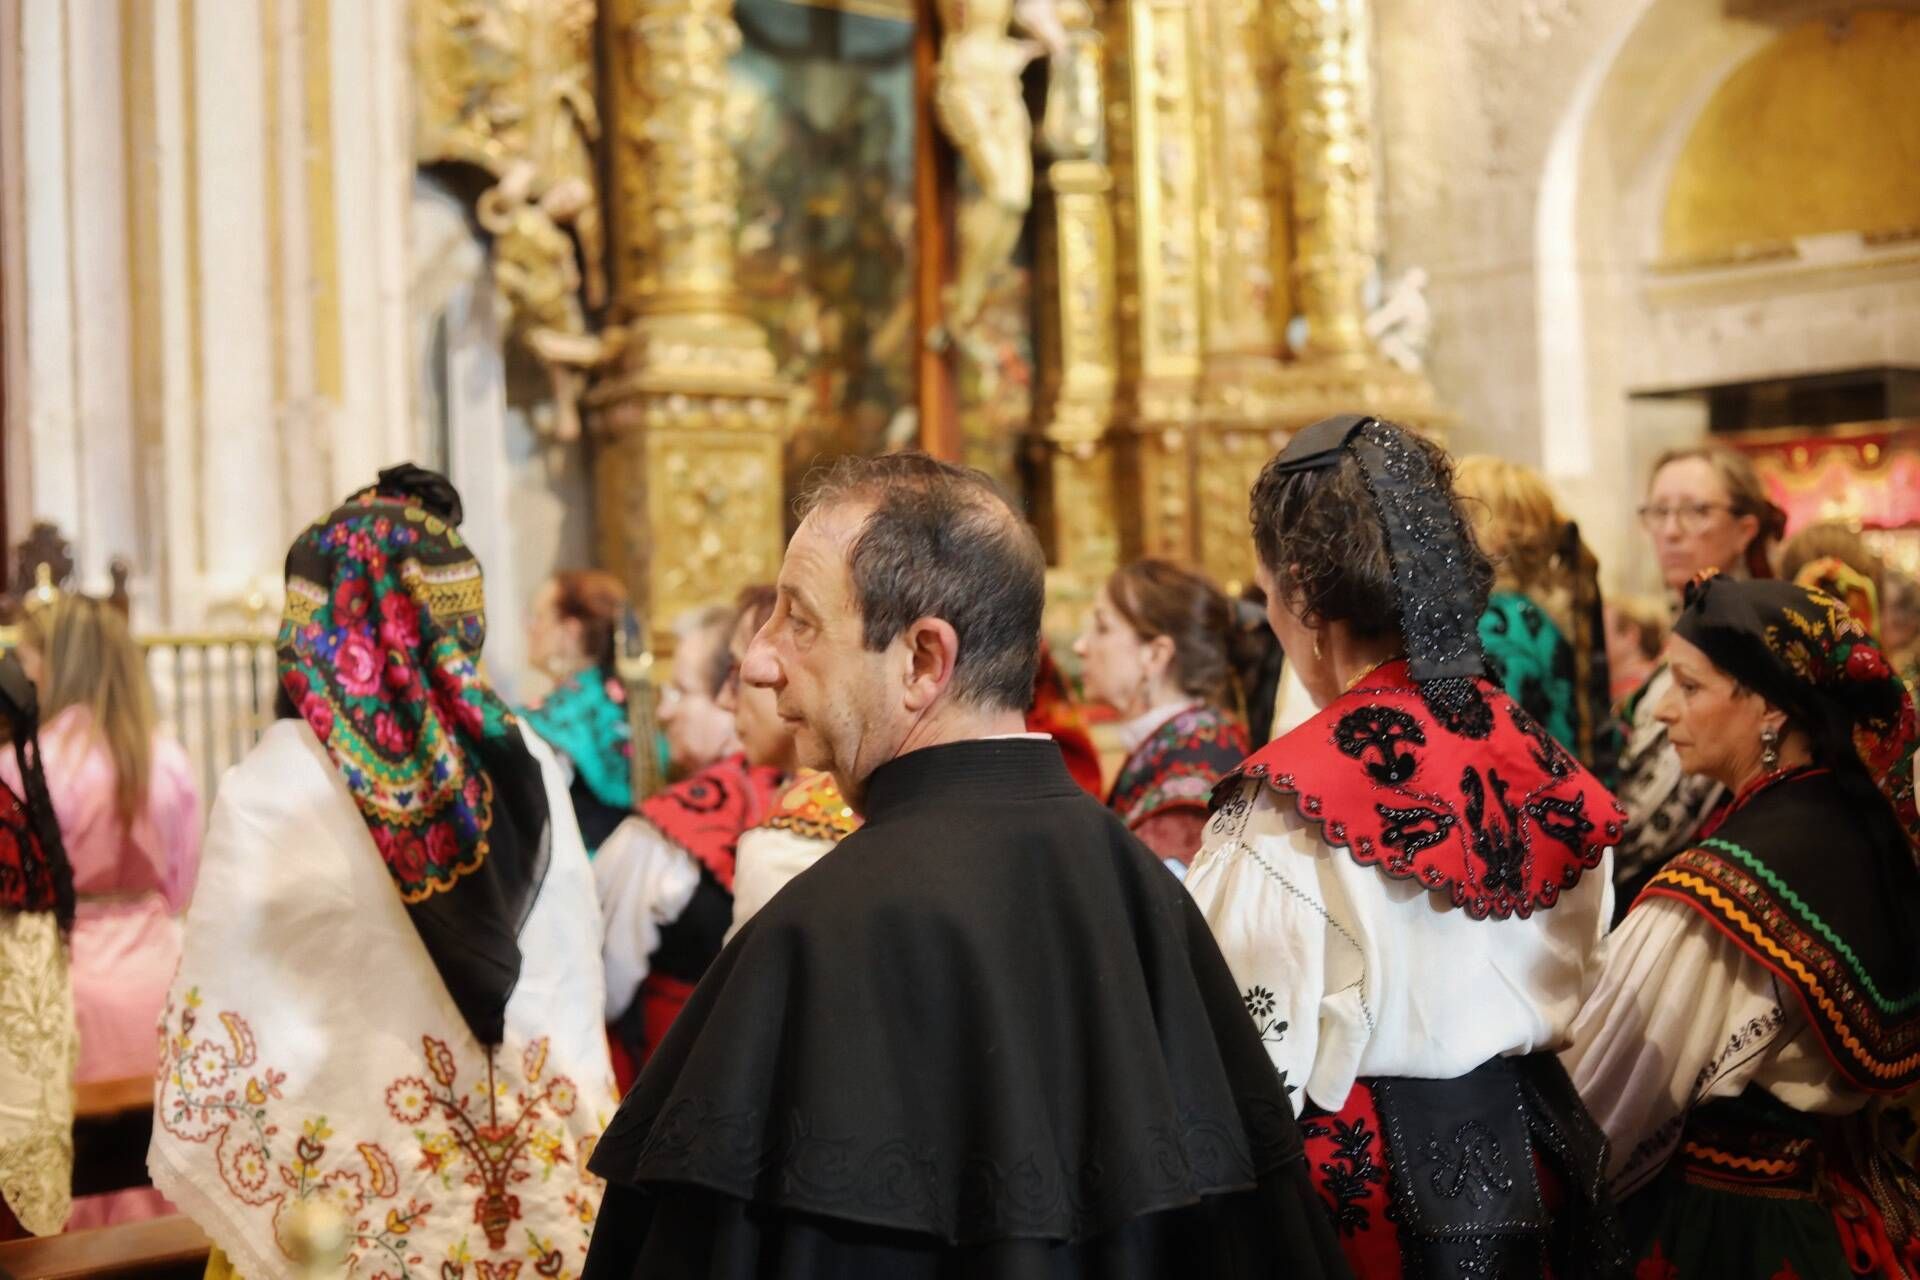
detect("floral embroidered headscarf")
[1675,572,1918,854]
[278,465,549,1045]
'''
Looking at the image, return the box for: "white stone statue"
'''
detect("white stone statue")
[1364,265,1432,373]
[1039,0,1102,161]
[932,0,1059,343]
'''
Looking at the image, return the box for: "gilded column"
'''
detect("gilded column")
[1032,1,1119,630]
[594,0,792,648]
[1281,0,1375,367]
[1267,0,1444,436]
[1190,0,1292,591]
[1104,0,1205,563]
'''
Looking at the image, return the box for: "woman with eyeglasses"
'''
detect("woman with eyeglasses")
[594,586,790,1087]
[1613,443,1785,917]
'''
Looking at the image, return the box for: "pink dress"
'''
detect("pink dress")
[0,706,201,1228]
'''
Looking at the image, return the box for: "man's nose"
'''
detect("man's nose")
[742,629,782,689]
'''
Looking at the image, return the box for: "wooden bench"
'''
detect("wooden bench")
[71,1078,155,1200]
[0,1216,208,1279]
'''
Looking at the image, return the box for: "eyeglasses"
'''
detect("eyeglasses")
[1637,501,1734,533]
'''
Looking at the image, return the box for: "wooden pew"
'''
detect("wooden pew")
[0,1216,208,1279]
[70,1078,155,1201]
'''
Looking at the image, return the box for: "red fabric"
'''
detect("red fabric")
[1230,662,1623,920]
[608,1026,640,1096]
[1301,1083,1403,1278]
[1028,644,1103,796]
[636,972,697,1065]
[638,753,786,892]
[0,775,57,913]
[1827,1168,1920,1279]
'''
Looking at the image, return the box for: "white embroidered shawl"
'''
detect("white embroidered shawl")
[0,910,76,1235]
[149,719,617,1280]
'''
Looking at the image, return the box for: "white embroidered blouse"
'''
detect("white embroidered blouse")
[1184,779,1614,1114]
[1560,898,1866,1196]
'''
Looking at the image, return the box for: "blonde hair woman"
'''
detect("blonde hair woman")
[1455,456,1612,771]
[4,595,201,1228]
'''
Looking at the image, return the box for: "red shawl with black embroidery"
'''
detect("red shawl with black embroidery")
[639,753,787,892]
[1218,661,1622,920]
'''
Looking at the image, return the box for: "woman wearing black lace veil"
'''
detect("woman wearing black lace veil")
[1185,415,1629,1277]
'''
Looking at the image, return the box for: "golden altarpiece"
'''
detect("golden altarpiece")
[409,0,1440,649]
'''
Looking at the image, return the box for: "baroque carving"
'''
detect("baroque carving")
[593,0,793,650]
[412,0,616,440]
[932,0,1049,343]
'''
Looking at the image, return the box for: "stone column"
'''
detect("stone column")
[594,0,792,648]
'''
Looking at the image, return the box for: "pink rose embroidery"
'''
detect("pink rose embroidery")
[389,836,428,884]
[379,592,421,651]
[373,710,412,755]
[299,693,335,742]
[335,631,382,697]
[425,822,459,869]
[384,652,418,695]
[334,576,371,622]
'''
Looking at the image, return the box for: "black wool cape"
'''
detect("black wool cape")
[583,737,1347,1279]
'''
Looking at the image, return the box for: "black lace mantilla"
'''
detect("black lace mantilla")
[1350,423,1489,685]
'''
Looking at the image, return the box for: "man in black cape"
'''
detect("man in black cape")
[583,454,1346,1278]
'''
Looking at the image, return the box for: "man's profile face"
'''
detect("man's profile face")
[741,503,903,805]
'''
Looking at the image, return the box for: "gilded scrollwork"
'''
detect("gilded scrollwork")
[591,0,793,650]
[412,0,615,439]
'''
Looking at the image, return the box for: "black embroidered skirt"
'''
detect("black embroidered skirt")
[1297,1053,1627,1278]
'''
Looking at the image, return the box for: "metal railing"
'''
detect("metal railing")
[139,633,279,805]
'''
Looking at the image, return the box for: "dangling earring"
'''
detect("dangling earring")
[1313,632,1324,662]
[1760,724,1781,772]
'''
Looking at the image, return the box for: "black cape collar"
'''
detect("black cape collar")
[861,737,1084,819]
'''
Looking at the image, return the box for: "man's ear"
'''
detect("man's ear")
[900,617,961,712]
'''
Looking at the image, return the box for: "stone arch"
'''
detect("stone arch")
[1530,0,1920,588]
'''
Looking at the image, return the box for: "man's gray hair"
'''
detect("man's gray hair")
[799,453,1044,712]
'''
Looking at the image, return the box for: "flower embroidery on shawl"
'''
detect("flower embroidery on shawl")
[156,991,427,1274]
[392,1035,581,1253]
[157,992,601,1279]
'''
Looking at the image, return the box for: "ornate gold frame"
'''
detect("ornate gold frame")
[410,0,1442,643]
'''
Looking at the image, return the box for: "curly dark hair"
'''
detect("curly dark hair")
[1248,422,1492,643]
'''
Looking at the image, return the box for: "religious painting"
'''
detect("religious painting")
[726,0,1037,508]
[728,0,919,497]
